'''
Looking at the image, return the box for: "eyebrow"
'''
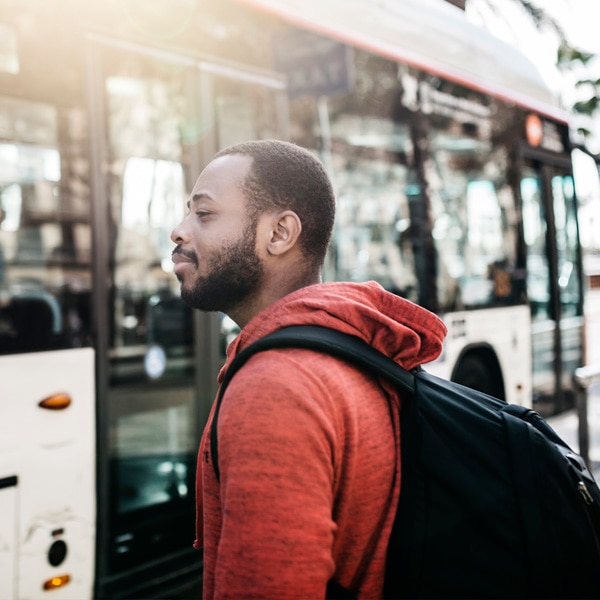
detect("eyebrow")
[187,192,214,209]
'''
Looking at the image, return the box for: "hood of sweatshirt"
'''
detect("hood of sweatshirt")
[219,280,447,382]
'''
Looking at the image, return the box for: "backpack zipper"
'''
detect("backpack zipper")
[578,480,595,505]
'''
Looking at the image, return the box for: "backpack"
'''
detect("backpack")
[210,324,600,599]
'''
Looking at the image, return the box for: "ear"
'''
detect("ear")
[264,210,302,256]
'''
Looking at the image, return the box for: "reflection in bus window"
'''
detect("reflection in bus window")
[101,54,198,541]
[332,153,418,302]
[552,175,580,318]
[214,75,283,149]
[121,157,184,271]
[521,175,551,320]
[0,98,92,354]
[106,67,191,356]
[0,22,19,75]
[431,178,508,307]
[573,149,600,252]
[426,120,518,311]
[300,61,523,314]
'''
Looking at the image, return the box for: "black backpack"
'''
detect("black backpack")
[210,325,600,599]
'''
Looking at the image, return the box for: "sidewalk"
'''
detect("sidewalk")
[547,382,600,480]
[546,286,600,480]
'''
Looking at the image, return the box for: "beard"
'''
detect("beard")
[178,226,264,315]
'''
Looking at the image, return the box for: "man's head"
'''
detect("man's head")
[213,140,335,264]
[170,139,336,324]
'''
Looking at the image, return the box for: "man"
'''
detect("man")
[171,140,446,599]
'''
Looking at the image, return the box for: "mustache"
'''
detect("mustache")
[172,246,198,265]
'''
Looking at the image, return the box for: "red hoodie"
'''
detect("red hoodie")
[195,281,446,599]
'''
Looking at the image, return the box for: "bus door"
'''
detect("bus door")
[86,37,287,598]
[519,154,584,414]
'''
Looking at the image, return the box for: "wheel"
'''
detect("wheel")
[453,354,502,398]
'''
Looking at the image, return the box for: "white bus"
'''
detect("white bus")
[0,0,594,597]
[265,0,589,414]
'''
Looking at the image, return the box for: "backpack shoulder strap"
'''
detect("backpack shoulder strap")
[210,324,415,481]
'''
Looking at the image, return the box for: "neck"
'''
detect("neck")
[228,269,322,329]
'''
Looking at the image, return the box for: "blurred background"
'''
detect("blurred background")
[0,1,599,598]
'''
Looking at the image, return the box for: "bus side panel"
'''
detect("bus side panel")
[0,477,17,599]
[425,305,533,406]
[0,348,95,600]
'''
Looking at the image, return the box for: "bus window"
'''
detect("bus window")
[521,174,551,320]
[0,97,92,354]
[118,156,185,348]
[94,45,200,576]
[0,22,18,75]
[290,55,423,304]
[573,148,600,254]
[213,74,284,149]
[330,147,419,303]
[552,173,584,392]
[553,174,581,317]
[426,112,519,311]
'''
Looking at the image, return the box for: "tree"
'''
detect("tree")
[557,44,600,138]
[464,0,600,151]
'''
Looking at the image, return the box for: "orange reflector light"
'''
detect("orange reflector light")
[525,113,543,147]
[43,574,71,591]
[38,393,72,410]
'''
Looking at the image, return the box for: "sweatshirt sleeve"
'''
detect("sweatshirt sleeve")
[213,351,340,599]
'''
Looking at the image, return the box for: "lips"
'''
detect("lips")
[172,248,197,274]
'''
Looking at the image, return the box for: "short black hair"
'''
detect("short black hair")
[214,139,335,266]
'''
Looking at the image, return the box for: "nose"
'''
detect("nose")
[170,218,188,244]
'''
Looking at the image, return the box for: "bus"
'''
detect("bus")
[0,0,593,597]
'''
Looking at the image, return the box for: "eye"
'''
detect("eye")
[195,209,212,221]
